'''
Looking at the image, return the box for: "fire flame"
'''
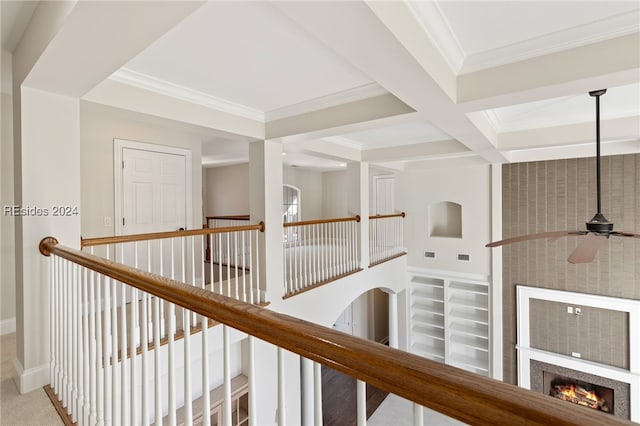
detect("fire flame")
[557,385,599,405]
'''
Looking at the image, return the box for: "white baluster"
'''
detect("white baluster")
[168,302,176,425]
[201,311,210,426]
[357,380,366,426]
[300,357,313,426]
[49,254,56,390]
[82,267,90,425]
[234,232,239,300]
[88,267,97,426]
[413,403,423,426]
[153,292,162,425]
[72,263,79,422]
[247,336,256,426]
[314,362,323,426]
[184,305,193,426]
[241,231,247,302]
[277,348,286,426]
[249,231,255,304]
[96,271,104,426]
[223,325,232,426]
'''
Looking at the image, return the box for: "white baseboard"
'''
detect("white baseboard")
[12,358,50,394]
[0,317,16,335]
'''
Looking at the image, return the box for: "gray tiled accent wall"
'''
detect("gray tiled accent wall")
[502,154,640,384]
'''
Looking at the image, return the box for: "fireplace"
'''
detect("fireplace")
[546,373,613,413]
[516,286,640,423]
[531,360,630,420]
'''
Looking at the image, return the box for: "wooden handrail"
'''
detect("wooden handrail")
[369,212,405,220]
[40,237,631,426]
[207,215,251,221]
[81,222,264,248]
[283,215,360,228]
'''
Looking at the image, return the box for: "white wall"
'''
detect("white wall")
[321,170,349,217]
[204,164,250,217]
[283,166,323,220]
[396,164,492,276]
[1,49,16,328]
[80,103,203,238]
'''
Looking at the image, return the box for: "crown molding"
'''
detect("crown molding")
[265,83,388,122]
[109,68,265,122]
[482,109,504,132]
[407,0,466,74]
[460,11,640,74]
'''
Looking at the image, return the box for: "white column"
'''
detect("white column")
[313,362,323,426]
[249,140,284,301]
[300,357,314,426]
[347,162,369,268]
[14,87,81,393]
[388,292,398,349]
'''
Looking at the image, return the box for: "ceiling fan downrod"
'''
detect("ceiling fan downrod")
[586,89,613,234]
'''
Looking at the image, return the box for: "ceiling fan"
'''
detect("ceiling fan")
[486,89,640,264]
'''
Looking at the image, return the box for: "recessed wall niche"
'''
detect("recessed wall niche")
[429,201,462,238]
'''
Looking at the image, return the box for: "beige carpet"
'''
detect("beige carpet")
[0,333,62,425]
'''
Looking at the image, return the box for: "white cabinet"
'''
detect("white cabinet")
[409,273,490,376]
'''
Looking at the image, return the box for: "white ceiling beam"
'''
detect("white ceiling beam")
[273,1,506,164]
[362,139,469,162]
[266,93,414,139]
[457,33,640,112]
[284,138,362,163]
[365,1,457,103]
[22,1,205,97]
[83,80,264,140]
[497,116,640,151]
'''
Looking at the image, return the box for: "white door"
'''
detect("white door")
[122,148,187,234]
[375,176,394,215]
[120,148,188,276]
[333,304,353,334]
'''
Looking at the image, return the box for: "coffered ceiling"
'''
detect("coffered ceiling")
[60,0,639,169]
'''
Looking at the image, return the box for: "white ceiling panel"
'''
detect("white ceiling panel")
[123,1,373,112]
[487,83,640,132]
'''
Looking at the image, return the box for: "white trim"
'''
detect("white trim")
[407,1,465,73]
[406,266,489,284]
[114,139,193,236]
[516,286,640,421]
[12,358,50,394]
[517,286,640,374]
[265,83,388,122]
[490,164,503,380]
[0,317,16,335]
[110,68,264,122]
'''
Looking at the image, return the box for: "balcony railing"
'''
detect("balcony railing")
[41,236,630,426]
[283,216,361,298]
[369,212,406,266]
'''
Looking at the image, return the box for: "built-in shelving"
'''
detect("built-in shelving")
[409,272,490,377]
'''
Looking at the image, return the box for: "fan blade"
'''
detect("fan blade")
[611,231,640,239]
[486,231,586,248]
[568,233,607,264]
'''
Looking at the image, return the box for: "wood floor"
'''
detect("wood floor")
[322,365,389,426]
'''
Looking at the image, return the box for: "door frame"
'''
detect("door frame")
[114,138,193,236]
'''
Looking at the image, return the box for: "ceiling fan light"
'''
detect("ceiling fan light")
[586,212,613,233]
